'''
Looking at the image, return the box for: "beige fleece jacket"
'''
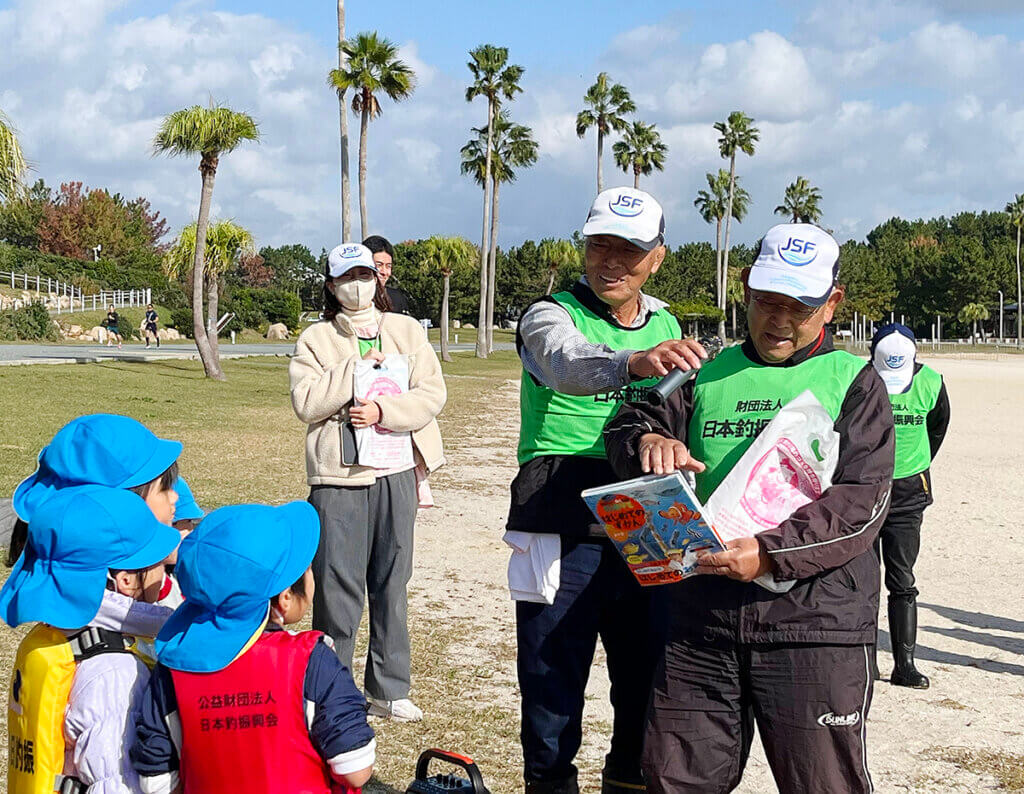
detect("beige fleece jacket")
[289,312,447,486]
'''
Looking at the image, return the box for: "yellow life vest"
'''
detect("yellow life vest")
[8,625,132,794]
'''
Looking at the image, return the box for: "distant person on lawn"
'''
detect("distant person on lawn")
[289,243,446,723]
[105,305,123,349]
[143,303,160,349]
[363,235,411,316]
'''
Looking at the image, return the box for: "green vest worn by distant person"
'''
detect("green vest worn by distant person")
[688,343,866,503]
[889,364,942,479]
[517,289,681,464]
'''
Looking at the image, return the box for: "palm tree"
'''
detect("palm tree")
[612,121,667,189]
[461,110,538,351]
[329,32,416,239]
[576,73,635,194]
[423,236,476,362]
[958,302,990,344]
[715,111,760,342]
[694,169,750,336]
[154,104,259,380]
[539,239,581,295]
[0,109,27,202]
[164,220,256,358]
[775,176,823,224]
[335,1,351,241]
[466,44,524,359]
[1006,194,1024,348]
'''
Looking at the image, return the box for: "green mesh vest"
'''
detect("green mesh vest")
[517,290,681,464]
[889,364,942,479]
[688,344,866,502]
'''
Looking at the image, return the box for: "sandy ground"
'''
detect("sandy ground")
[411,354,1024,793]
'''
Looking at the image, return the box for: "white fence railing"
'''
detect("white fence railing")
[3,271,150,314]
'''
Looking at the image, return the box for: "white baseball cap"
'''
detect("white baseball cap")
[749,223,840,307]
[871,324,917,394]
[582,187,665,251]
[327,243,377,278]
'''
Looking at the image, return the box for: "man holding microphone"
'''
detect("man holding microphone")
[510,187,706,794]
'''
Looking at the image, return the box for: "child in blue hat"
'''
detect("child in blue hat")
[131,502,375,794]
[7,414,186,635]
[153,478,207,610]
[0,485,182,794]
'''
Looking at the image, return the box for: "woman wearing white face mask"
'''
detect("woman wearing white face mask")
[289,243,446,723]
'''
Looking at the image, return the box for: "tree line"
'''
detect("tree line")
[2,24,1023,375]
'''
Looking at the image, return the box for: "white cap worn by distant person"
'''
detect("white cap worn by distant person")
[327,243,377,278]
[582,187,665,251]
[749,223,841,307]
[871,324,918,394]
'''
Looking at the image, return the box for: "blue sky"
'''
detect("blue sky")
[3,0,1024,254]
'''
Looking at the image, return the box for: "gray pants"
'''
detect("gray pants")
[309,469,417,700]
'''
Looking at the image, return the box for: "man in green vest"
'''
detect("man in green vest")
[509,187,707,794]
[606,223,895,793]
[870,324,950,688]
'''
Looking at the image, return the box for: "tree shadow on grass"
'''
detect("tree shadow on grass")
[919,602,1024,634]
[95,361,206,380]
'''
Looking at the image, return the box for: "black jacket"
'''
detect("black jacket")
[604,331,895,644]
[889,362,951,515]
[386,285,411,316]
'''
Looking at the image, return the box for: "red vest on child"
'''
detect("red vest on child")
[171,630,357,794]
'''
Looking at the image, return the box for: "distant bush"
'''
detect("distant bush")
[223,288,301,335]
[0,301,59,341]
[169,306,194,337]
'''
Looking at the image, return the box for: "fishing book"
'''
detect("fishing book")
[581,472,727,586]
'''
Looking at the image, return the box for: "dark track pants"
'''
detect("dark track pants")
[516,539,664,790]
[643,637,874,794]
[877,507,924,601]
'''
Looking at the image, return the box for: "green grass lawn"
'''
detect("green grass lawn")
[0,351,522,501]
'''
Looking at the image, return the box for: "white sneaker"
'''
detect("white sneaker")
[366,696,423,722]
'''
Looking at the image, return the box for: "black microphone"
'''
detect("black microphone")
[646,336,724,407]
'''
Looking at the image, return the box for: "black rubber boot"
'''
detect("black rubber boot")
[889,597,930,689]
[525,773,580,794]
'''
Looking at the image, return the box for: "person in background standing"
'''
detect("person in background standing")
[869,324,950,689]
[289,243,446,723]
[363,235,411,316]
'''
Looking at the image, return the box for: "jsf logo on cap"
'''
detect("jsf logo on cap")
[885,354,906,368]
[339,245,363,259]
[778,237,818,266]
[609,194,644,217]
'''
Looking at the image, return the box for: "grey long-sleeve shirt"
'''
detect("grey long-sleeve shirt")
[517,279,669,396]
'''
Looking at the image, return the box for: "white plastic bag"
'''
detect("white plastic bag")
[703,390,840,593]
[353,355,415,470]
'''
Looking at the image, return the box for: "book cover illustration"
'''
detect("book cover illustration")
[582,472,727,586]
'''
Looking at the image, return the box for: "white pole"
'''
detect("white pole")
[999,290,1004,342]
[931,323,936,348]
